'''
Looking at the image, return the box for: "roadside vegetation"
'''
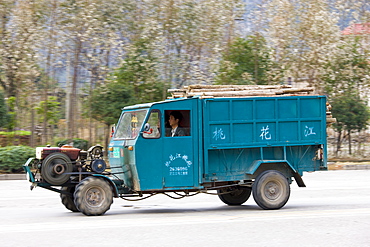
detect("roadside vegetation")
[0,146,35,173]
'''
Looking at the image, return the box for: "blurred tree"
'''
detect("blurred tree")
[5,97,16,130]
[114,40,165,104]
[56,0,132,141]
[331,92,370,156]
[261,0,341,91]
[0,1,41,97]
[35,96,61,145]
[146,0,244,88]
[215,35,275,85]
[86,82,133,149]
[323,34,370,157]
[324,36,370,96]
[0,0,42,139]
[0,90,8,128]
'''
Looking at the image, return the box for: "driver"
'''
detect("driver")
[166,111,186,137]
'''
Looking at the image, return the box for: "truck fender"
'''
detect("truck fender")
[246,160,306,187]
[23,158,35,183]
[92,174,119,197]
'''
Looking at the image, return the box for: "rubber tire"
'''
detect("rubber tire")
[74,177,113,216]
[60,186,79,212]
[218,187,252,205]
[252,170,290,210]
[41,153,73,185]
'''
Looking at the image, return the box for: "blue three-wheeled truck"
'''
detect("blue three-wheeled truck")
[24,86,329,216]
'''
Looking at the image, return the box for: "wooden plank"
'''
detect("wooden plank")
[168,84,315,98]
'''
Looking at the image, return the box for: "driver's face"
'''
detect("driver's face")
[168,115,179,127]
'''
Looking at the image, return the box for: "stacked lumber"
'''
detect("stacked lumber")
[168,84,336,126]
[326,102,337,126]
[168,84,315,99]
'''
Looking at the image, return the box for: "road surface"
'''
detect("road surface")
[1,170,369,247]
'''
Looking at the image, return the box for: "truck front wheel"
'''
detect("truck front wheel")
[218,187,251,205]
[60,186,79,212]
[252,170,290,210]
[74,177,113,216]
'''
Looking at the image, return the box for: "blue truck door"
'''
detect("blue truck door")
[162,99,198,188]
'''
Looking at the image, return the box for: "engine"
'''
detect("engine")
[33,145,106,185]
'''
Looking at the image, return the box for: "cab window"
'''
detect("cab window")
[143,110,161,139]
[114,110,147,139]
[165,110,191,137]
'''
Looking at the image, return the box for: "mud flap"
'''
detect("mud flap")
[293,172,306,187]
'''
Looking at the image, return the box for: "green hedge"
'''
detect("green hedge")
[0,130,31,136]
[0,131,31,146]
[0,146,35,173]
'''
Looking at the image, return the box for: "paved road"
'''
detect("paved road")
[1,170,370,247]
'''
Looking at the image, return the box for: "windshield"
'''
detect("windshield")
[114,110,147,139]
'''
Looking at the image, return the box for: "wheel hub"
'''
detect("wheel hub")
[53,164,65,175]
[268,186,276,194]
[86,188,104,207]
[265,181,280,200]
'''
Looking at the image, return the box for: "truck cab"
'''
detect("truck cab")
[109,97,201,192]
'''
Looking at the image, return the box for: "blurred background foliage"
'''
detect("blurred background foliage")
[0,0,369,160]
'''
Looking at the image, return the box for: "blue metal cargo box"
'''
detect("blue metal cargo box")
[203,96,327,183]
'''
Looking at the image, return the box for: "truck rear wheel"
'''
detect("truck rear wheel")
[60,186,79,212]
[252,170,290,210]
[218,187,251,205]
[41,153,73,185]
[74,177,113,216]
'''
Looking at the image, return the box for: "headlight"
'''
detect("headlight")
[35,147,43,159]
